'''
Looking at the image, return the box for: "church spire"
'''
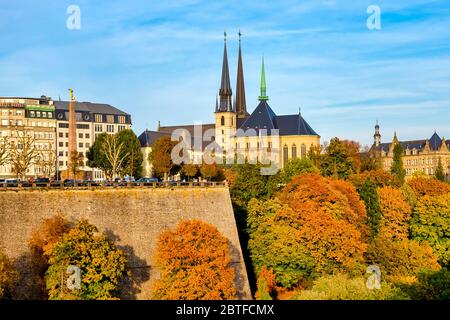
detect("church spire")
[217,31,232,112]
[258,56,269,101]
[235,30,248,118]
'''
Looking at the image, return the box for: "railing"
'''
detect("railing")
[0,181,228,191]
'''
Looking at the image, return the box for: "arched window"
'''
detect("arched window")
[292,144,297,159]
[283,145,289,166]
[221,116,225,126]
[301,143,307,158]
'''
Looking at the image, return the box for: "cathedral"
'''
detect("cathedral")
[139,33,320,175]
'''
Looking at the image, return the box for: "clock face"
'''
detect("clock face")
[57,112,64,120]
[83,113,90,121]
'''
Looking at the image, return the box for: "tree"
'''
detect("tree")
[0,249,18,300]
[435,157,445,182]
[181,164,198,181]
[152,220,236,300]
[410,194,450,265]
[148,136,179,181]
[390,143,406,185]
[407,177,450,197]
[230,164,270,208]
[0,136,9,167]
[8,130,38,180]
[349,169,400,189]
[255,266,278,300]
[377,186,411,240]
[87,133,112,178]
[405,268,450,300]
[67,151,84,179]
[200,163,220,180]
[37,150,56,178]
[356,178,381,240]
[45,220,128,300]
[320,138,357,179]
[294,274,409,300]
[28,215,70,299]
[366,236,440,283]
[116,129,143,179]
[102,133,129,180]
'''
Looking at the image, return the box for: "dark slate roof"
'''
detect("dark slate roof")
[374,132,447,153]
[238,100,319,136]
[138,130,171,148]
[238,101,277,133]
[54,101,129,115]
[158,123,216,150]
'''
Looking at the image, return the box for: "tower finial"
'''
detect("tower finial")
[224,30,227,42]
[258,56,269,101]
[238,29,241,43]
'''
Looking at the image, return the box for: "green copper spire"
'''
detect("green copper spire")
[258,56,269,101]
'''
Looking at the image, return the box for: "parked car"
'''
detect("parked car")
[63,179,83,186]
[136,177,159,183]
[35,177,50,184]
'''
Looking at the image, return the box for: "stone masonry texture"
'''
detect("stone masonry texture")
[0,187,251,300]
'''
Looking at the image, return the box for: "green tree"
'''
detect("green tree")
[405,268,450,300]
[116,129,143,179]
[391,143,406,185]
[45,220,128,300]
[357,178,381,240]
[86,133,112,178]
[435,157,445,182]
[148,136,179,180]
[294,274,409,300]
[320,138,357,179]
[410,194,450,265]
[200,163,224,181]
[230,164,270,207]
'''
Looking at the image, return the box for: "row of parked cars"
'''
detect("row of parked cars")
[0,177,161,187]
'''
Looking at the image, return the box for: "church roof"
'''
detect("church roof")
[238,100,319,136]
[138,130,171,148]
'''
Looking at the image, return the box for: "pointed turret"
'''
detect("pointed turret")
[217,31,233,112]
[374,120,381,146]
[258,57,269,101]
[235,31,249,118]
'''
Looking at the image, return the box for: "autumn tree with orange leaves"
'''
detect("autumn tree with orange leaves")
[152,220,236,300]
[377,186,411,240]
[407,177,450,197]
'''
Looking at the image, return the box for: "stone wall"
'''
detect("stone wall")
[0,187,251,299]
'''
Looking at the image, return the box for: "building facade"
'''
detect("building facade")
[139,33,320,174]
[369,123,450,179]
[0,96,131,180]
[0,96,56,179]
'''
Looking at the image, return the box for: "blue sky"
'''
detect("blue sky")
[1,0,449,146]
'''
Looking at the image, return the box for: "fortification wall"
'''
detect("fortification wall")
[0,187,251,299]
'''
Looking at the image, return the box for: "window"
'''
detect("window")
[77,124,90,129]
[59,123,69,128]
[106,115,114,123]
[95,124,102,132]
[85,143,90,148]
[65,142,68,147]
[283,145,289,166]
[301,144,307,158]
[30,111,35,117]
[59,132,63,138]
[94,114,103,123]
[118,125,125,132]
[58,151,63,156]
[221,116,225,126]
[79,143,83,148]
[58,142,63,147]
[47,112,53,118]
[118,116,125,124]
[79,133,83,139]
[1,119,8,126]
[59,161,64,166]
[65,133,69,138]
[36,111,41,118]
[85,133,90,139]
[292,144,297,159]
[107,125,114,133]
